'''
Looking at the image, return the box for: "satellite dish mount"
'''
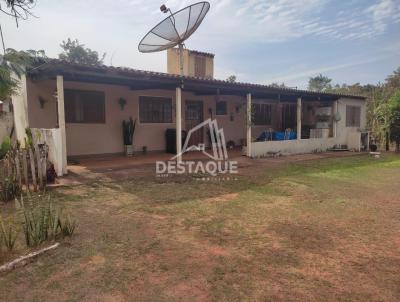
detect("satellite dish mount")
[138,2,210,76]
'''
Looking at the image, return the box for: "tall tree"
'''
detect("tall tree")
[59,38,105,65]
[308,74,332,92]
[0,0,36,26]
[226,75,236,83]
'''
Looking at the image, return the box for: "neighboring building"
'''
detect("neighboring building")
[10,55,367,176]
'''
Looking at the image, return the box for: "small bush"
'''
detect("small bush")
[17,194,76,247]
[0,215,18,251]
[60,214,75,237]
[0,177,21,202]
[0,136,11,160]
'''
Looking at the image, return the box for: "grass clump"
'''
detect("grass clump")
[17,194,76,247]
[0,214,18,251]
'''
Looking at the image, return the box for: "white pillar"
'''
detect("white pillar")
[11,73,29,145]
[57,75,67,175]
[246,93,252,157]
[176,87,182,162]
[333,100,338,138]
[297,97,302,140]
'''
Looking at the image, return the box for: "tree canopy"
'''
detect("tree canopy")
[59,38,105,65]
[308,74,332,92]
[0,48,46,100]
[226,75,236,83]
[269,82,288,88]
[0,0,36,25]
[388,91,400,151]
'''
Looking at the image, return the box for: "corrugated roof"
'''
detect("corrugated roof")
[30,59,366,100]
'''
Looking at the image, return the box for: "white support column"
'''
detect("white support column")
[176,87,182,162]
[11,73,29,145]
[57,75,67,175]
[297,97,302,140]
[246,93,252,157]
[333,100,338,138]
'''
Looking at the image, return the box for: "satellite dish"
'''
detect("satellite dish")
[138,1,210,75]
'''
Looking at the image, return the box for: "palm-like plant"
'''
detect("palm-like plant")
[0,48,46,100]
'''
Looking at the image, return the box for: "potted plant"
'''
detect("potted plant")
[122,117,136,156]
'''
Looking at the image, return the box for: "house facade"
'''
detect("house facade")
[10,50,367,176]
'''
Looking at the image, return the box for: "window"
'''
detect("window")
[216,101,227,115]
[139,96,172,123]
[65,89,105,123]
[253,103,272,125]
[194,56,206,77]
[346,105,360,127]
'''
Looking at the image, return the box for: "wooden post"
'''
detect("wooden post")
[297,97,302,140]
[15,151,22,187]
[21,148,29,192]
[28,147,37,191]
[57,75,67,175]
[246,93,252,157]
[34,143,43,189]
[176,86,182,162]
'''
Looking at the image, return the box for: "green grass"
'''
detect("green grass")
[1,154,400,301]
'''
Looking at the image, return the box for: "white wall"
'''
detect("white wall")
[11,74,29,144]
[31,128,64,176]
[0,100,14,142]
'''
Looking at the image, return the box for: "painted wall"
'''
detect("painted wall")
[25,78,366,158]
[26,79,249,157]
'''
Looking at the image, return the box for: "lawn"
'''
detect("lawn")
[1,154,400,301]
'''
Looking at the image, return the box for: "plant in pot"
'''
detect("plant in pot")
[122,117,136,156]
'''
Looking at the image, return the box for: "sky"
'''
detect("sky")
[1,0,400,89]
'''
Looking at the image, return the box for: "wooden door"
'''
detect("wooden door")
[185,101,204,147]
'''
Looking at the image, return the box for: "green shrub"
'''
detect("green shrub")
[0,177,21,202]
[17,194,76,247]
[0,136,11,160]
[0,214,18,251]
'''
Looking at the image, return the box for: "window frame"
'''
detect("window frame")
[139,96,173,124]
[252,103,272,126]
[216,101,227,116]
[346,105,361,127]
[64,89,106,124]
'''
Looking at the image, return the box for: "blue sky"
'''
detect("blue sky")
[1,0,400,88]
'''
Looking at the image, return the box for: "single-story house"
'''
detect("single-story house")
[10,49,368,176]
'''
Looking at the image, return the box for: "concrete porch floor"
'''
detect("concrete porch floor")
[51,151,367,186]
